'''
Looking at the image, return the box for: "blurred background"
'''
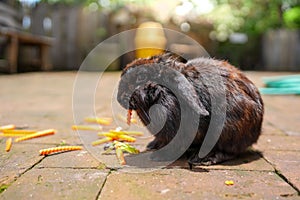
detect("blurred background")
[0,0,299,73]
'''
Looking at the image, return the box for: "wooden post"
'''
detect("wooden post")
[8,34,18,73]
[40,44,52,71]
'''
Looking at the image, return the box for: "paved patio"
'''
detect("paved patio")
[0,71,299,199]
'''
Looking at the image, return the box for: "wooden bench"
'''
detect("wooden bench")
[0,2,53,73]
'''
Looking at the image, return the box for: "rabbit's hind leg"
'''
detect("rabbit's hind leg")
[188,150,236,166]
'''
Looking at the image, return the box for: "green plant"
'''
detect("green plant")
[207,0,300,41]
[284,6,300,28]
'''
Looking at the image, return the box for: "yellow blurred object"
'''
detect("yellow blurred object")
[135,22,166,58]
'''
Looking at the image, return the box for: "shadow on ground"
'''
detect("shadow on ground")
[122,149,262,172]
[167,150,263,171]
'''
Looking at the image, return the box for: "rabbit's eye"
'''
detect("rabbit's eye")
[137,74,147,83]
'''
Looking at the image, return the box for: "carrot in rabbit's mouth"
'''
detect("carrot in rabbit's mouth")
[127,109,132,125]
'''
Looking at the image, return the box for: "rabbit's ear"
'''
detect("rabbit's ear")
[174,74,209,116]
[158,67,209,116]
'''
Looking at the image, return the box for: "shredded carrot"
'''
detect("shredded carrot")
[129,118,138,124]
[5,138,12,152]
[2,129,36,135]
[116,134,136,142]
[0,133,24,137]
[117,114,138,124]
[39,146,83,155]
[127,110,132,125]
[71,125,102,131]
[97,132,136,142]
[15,129,56,142]
[109,130,143,136]
[116,147,126,165]
[0,124,16,131]
[97,132,117,138]
[84,117,112,125]
[92,137,113,146]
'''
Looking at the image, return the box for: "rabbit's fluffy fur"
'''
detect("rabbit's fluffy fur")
[117,53,264,165]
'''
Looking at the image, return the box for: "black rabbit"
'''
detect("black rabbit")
[117,53,264,166]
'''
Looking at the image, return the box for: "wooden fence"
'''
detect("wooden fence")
[30,3,110,70]
[262,29,300,71]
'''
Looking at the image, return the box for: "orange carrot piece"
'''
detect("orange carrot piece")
[2,129,36,135]
[130,118,138,124]
[71,125,102,131]
[15,129,56,142]
[117,134,136,142]
[39,146,83,155]
[92,137,113,146]
[5,138,12,152]
[97,132,116,138]
[109,130,143,136]
[117,114,138,124]
[116,147,126,165]
[127,110,132,125]
[0,124,15,131]
[97,132,136,142]
[0,133,24,137]
[84,117,112,125]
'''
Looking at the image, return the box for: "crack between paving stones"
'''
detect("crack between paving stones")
[95,170,113,200]
[265,121,291,136]
[19,157,46,176]
[34,166,106,170]
[1,157,46,193]
[274,169,300,196]
[262,156,300,195]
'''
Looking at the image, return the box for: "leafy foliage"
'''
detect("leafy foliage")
[284,6,300,28]
[209,0,300,41]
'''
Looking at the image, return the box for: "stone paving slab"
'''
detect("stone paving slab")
[254,135,300,151]
[0,168,108,200]
[0,72,82,146]
[36,149,101,169]
[262,120,286,135]
[99,169,298,200]
[247,72,300,136]
[0,142,46,187]
[263,150,300,190]
[163,150,274,172]
[263,95,300,135]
